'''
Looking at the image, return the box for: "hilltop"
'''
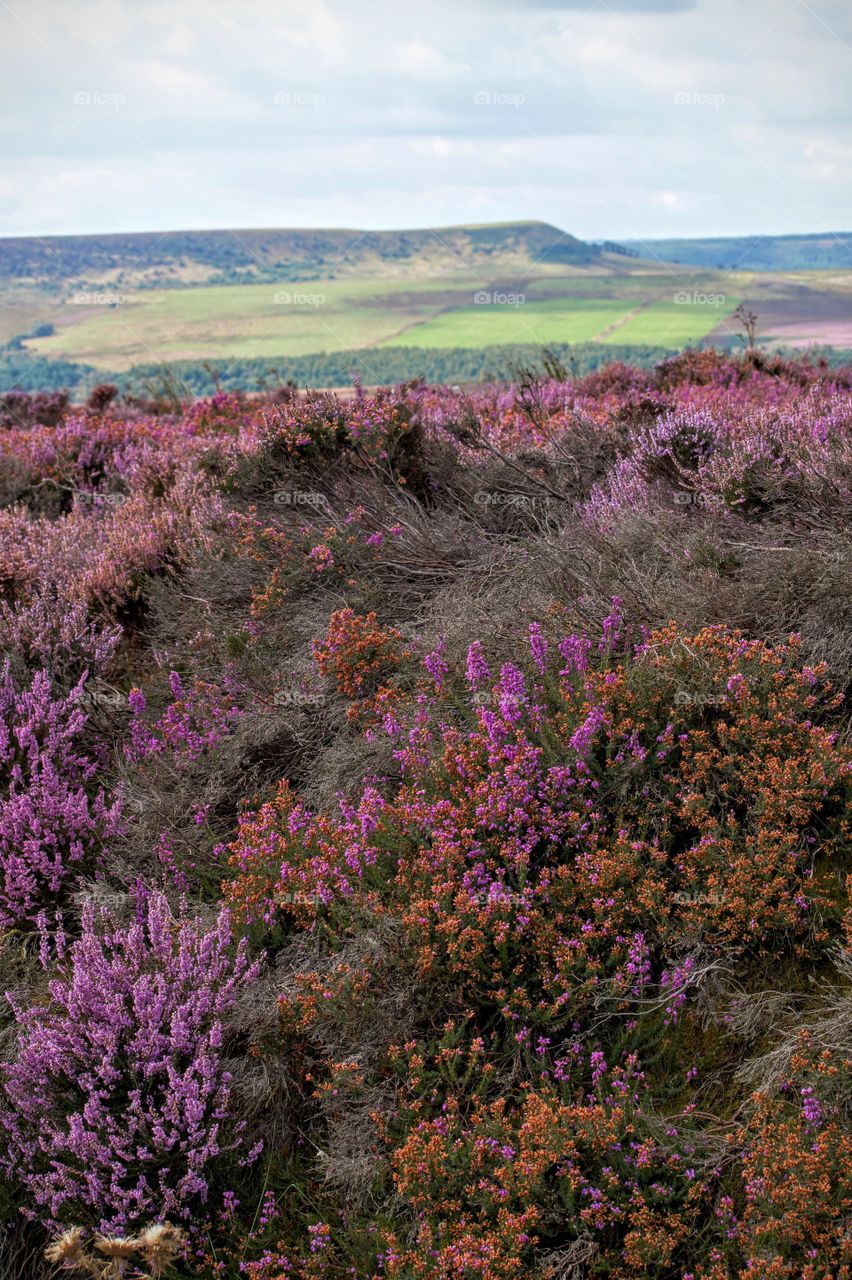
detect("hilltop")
[0,220,599,288]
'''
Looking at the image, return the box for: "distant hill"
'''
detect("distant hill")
[0,221,599,288]
[619,232,852,272]
[4,221,851,389]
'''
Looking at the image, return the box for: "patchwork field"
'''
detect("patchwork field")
[3,222,850,384]
[21,263,752,370]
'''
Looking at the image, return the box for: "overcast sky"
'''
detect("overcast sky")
[1,0,850,240]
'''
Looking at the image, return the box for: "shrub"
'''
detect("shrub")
[0,661,124,926]
[1,889,261,1233]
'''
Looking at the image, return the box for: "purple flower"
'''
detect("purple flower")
[1,888,261,1233]
[570,705,605,758]
[424,639,449,689]
[0,661,124,926]
[558,633,591,677]
[497,664,526,723]
[590,1050,608,1084]
[800,1086,823,1130]
[660,957,696,1026]
[465,641,491,689]
[528,623,548,674]
[599,597,624,651]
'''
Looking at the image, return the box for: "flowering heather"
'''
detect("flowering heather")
[0,661,123,925]
[0,588,120,685]
[126,671,244,765]
[1,889,260,1234]
[313,607,409,725]
[1,351,852,1277]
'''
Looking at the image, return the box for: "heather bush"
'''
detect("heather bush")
[729,1032,852,1280]
[379,1031,713,1279]
[1,889,261,1234]
[227,610,849,1276]
[0,588,120,687]
[126,671,244,767]
[228,616,849,977]
[0,661,124,927]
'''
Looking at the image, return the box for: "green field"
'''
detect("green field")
[25,274,746,369]
[25,278,473,370]
[380,299,631,349]
[602,300,742,346]
[11,225,850,373]
[381,294,743,350]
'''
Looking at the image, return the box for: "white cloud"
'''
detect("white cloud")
[393,41,469,79]
[0,0,848,237]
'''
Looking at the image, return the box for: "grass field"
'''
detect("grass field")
[25,275,744,368]
[602,300,742,346]
[379,299,631,349]
[24,278,472,370]
[15,250,849,371]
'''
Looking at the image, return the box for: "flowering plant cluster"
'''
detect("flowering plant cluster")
[0,661,124,925]
[126,672,244,766]
[1,889,260,1234]
[220,611,849,1274]
[1,351,851,1277]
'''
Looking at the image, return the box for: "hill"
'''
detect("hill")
[620,230,852,271]
[2,221,851,389]
[0,220,599,288]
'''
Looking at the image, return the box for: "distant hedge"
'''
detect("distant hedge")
[2,340,851,400]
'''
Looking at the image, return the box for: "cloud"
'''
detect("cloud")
[0,0,849,238]
[493,0,696,9]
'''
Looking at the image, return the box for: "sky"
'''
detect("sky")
[0,0,850,241]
